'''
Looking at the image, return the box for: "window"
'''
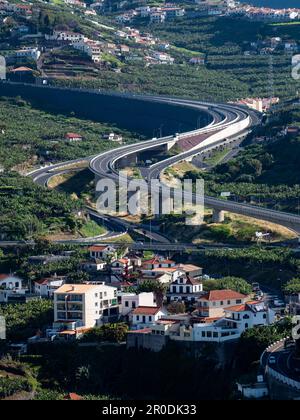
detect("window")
[207,331,212,338]
[213,332,218,338]
[220,301,223,306]
[95,293,98,298]
[245,323,249,329]
[227,300,230,305]
[125,301,129,307]
[104,292,107,297]
[136,315,139,321]
[236,299,242,304]
[263,314,267,319]
[149,316,152,322]
[132,302,136,309]
[202,331,205,337]
[95,302,98,307]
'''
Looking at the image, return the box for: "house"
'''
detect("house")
[34,275,66,298]
[102,132,123,143]
[138,272,172,285]
[198,289,249,318]
[64,132,83,142]
[118,44,130,53]
[193,300,275,343]
[189,57,205,65]
[111,258,133,275]
[54,283,118,329]
[15,47,40,61]
[140,266,182,283]
[162,7,185,20]
[287,126,300,136]
[126,252,142,268]
[132,306,166,327]
[142,257,176,270]
[150,12,166,24]
[0,274,23,291]
[121,292,156,317]
[151,51,174,64]
[88,245,117,261]
[237,375,269,399]
[81,259,107,273]
[167,274,203,303]
[176,264,203,279]
[48,30,85,43]
[8,66,35,83]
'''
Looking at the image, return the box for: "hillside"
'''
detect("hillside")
[0,0,299,101]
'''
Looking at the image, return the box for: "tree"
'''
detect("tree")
[167,301,186,314]
[137,281,168,307]
[81,323,129,343]
[203,276,252,295]
[283,278,300,295]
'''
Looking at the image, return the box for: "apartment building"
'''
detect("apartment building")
[54,283,118,328]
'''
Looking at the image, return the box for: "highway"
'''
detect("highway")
[28,91,300,240]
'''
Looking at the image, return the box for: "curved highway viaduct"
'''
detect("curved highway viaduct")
[30,91,300,237]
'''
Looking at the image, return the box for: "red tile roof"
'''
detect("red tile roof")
[133,306,161,315]
[65,133,82,139]
[200,289,247,301]
[11,66,33,73]
[88,245,107,252]
[224,304,247,312]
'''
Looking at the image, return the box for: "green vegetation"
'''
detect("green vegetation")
[203,276,252,295]
[0,358,38,399]
[0,300,53,342]
[79,220,106,238]
[236,319,293,373]
[0,172,82,240]
[201,105,300,213]
[80,323,129,343]
[191,246,300,290]
[0,97,136,170]
[283,277,300,294]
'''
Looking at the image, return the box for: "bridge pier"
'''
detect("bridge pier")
[212,209,225,223]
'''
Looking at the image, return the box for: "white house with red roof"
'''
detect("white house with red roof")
[0,274,27,303]
[0,274,23,290]
[167,274,203,303]
[88,245,117,261]
[193,300,275,343]
[64,132,83,142]
[34,275,66,298]
[142,257,176,270]
[121,292,156,317]
[198,289,249,318]
[132,306,166,327]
